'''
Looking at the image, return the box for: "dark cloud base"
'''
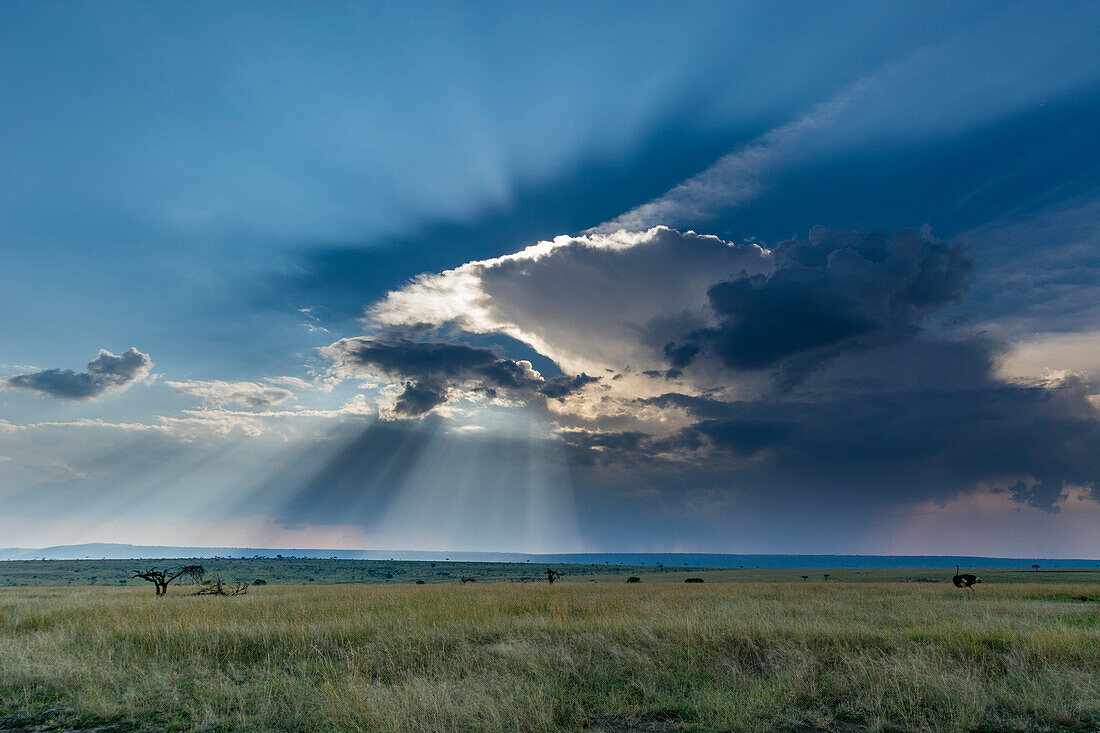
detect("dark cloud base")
[665,226,971,387]
[567,338,1100,513]
[3,348,152,400]
[328,335,597,417]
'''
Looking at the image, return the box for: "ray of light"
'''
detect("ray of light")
[370,410,582,552]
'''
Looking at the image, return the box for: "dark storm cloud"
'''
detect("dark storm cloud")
[393,380,450,418]
[325,336,597,416]
[334,338,498,378]
[2,348,153,400]
[693,419,797,457]
[665,226,972,386]
[558,429,651,468]
[559,419,789,468]
[539,373,600,399]
[624,339,1100,512]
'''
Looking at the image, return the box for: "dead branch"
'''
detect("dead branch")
[192,575,249,596]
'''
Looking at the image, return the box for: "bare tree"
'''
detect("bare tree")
[546,568,559,584]
[460,576,476,583]
[132,567,190,596]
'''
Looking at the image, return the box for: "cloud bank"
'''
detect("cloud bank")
[338,225,1098,516]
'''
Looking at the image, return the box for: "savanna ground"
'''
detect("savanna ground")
[3,557,1099,587]
[1,563,1098,732]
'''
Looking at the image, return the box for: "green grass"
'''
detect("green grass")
[1,581,1099,731]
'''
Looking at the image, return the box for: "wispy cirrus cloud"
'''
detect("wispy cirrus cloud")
[592,86,857,233]
[1,395,376,440]
[166,379,296,409]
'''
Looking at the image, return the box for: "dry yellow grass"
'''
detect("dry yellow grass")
[1,582,1098,731]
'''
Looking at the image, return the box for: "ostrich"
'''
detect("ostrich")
[952,565,982,598]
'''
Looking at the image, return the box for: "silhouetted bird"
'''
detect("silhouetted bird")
[952,565,981,598]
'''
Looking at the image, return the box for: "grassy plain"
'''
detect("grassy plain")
[2,575,1099,732]
[2,557,1099,587]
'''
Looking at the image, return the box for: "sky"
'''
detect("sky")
[2,1,1099,556]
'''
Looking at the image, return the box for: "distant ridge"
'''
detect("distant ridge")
[1,543,1097,568]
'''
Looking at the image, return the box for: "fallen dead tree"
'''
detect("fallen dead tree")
[192,575,250,596]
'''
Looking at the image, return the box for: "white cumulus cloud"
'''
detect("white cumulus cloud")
[367,227,772,377]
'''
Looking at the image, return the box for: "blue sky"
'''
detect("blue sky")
[2,2,1099,555]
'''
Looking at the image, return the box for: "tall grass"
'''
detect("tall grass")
[1,582,1098,731]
